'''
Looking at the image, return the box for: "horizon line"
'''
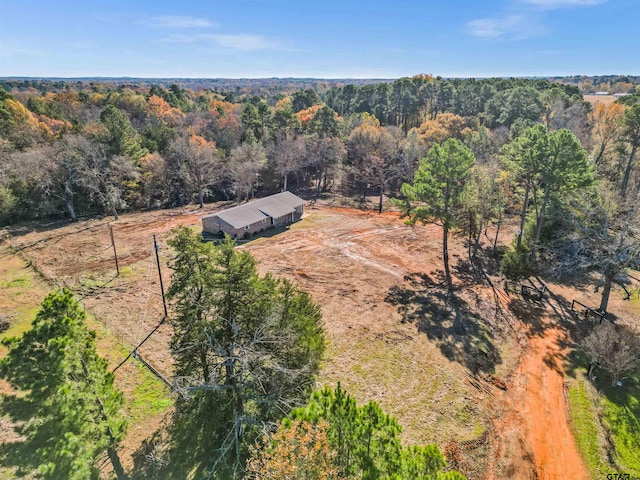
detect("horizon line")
[1,73,638,82]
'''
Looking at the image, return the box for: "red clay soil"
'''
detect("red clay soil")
[489,288,591,480]
[4,202,612,479]
[504,326,588,479]
[521,326,588,480]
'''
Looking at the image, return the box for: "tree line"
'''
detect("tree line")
[1,75,639,305]
[0,75,636,227]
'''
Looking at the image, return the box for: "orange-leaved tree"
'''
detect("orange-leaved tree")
[245,420,338,480]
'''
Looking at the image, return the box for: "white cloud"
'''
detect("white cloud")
[147,15,214,28]
[520,0,605,8]
[467,14,545,39]
[159,34,200,43]
[208,34,282,51]
[161,33,283,51]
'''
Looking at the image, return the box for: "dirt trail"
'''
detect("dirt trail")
[5,203,601,479]
[492,294,590,479]
[520,327,588,479]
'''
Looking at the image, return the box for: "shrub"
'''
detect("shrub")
[500,242,534,281]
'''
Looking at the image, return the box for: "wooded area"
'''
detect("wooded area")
[1,74,640,479]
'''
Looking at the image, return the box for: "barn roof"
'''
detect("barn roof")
[214,204,268,229]
[255,191,305,218]
[202,192,305,229]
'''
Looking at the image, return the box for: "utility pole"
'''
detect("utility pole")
[153,234,168,318]
[110,224,120,277]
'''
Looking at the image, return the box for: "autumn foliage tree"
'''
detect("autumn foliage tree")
[146,94,185,126]
[589,102,625,166]
[245,420,338,480]
[417,113,475,147]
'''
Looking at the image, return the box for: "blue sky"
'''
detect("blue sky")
[1,0,638,78]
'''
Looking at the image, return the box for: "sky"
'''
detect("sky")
[0,0,638,79]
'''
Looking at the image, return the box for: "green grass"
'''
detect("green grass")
[567,374,610,478]
[0,305,39,343]
[129,359,173,423]
[568,369,640,479]
[599,372,640,476]
[85,316,174,425]
[0,275,32,290]
[77,270,114,289]
[0,247,174,474]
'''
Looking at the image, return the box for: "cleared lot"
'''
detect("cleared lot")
[11,202,627,478]
[5,205,512,449]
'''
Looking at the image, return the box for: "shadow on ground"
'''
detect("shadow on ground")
[385,271,502,374]
[131,396,237,480]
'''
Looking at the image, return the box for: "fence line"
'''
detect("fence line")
[5,232,173,389]
[504,279,547,302]
[570,299,606,323]
[134,350,173,390]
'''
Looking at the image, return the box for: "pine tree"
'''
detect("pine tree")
[397,138,475,291]
[0,289,128,480]
[291,384,466,480]
[165,227,325,478]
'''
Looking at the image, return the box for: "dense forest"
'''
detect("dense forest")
[1,72,639,306]
[1,74,638,223]
[1,73,640,478]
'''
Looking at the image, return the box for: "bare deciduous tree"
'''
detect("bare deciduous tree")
[557,185,640,312]
[230,141,267,203]
[582,321,640,386]
[268,132,306,192]
[306,136,346,200]
[347,119,398,212]
[168,134,220,208]
[69,136,137,220]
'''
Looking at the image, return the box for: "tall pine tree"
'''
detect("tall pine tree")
[397,138,475,291]
[0,289,128,480]
[165,227,325,478]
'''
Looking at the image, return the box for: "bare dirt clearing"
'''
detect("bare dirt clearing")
[584,94,619,105]
[6,202,637,478]
[5,204,514,477]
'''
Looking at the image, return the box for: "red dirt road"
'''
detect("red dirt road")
[516,327,589,480]
[491,290,590,479]
[516,326,588,479]
[4,203,611,479]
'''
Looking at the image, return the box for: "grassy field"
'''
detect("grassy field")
[567,374,611,478]
[0,244,173,478]
[600,371,640,476]
[568,367,640,479]
[2,204,519,478]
